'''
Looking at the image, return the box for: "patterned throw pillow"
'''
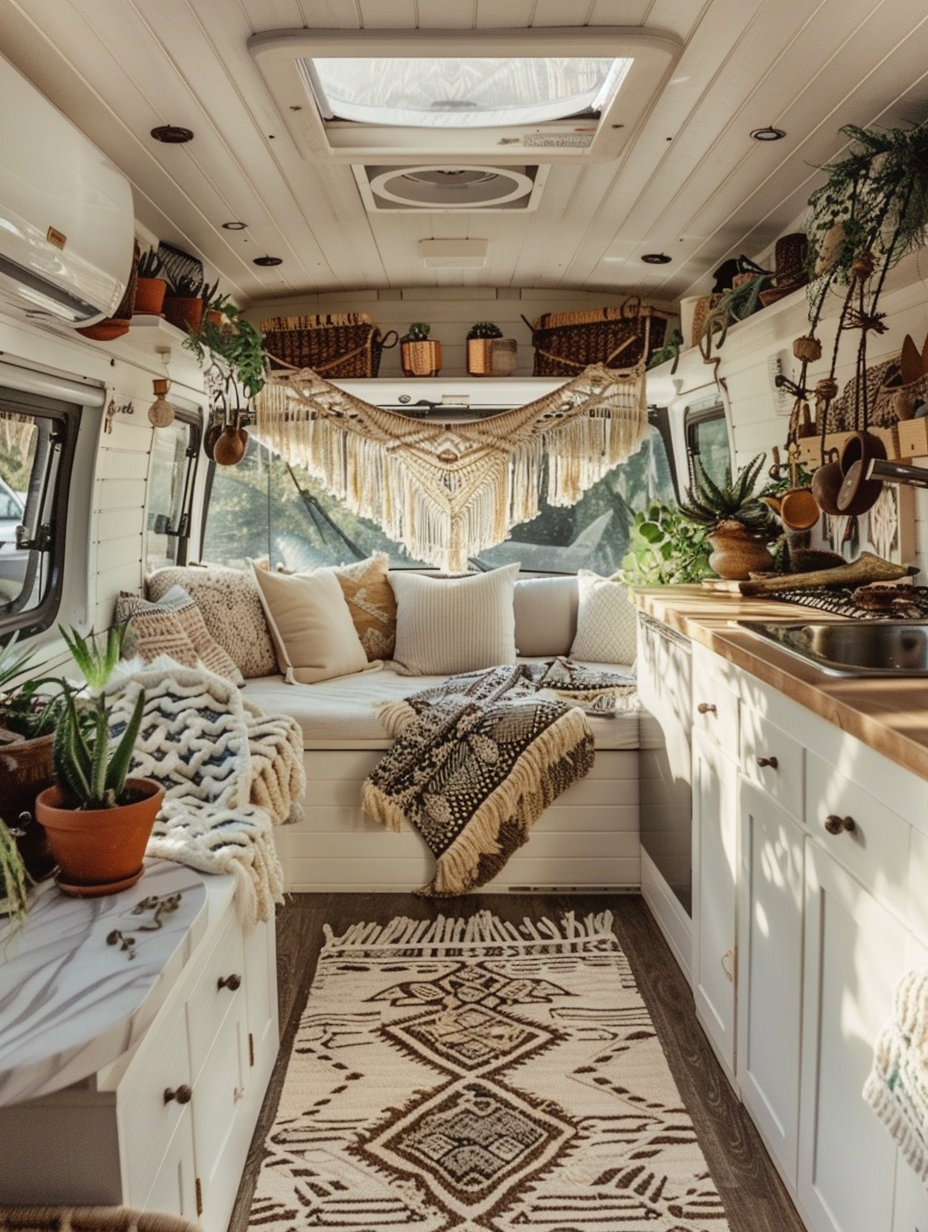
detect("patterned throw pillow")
[116,587,245,685]
[146,566,278,678]
[390,564,519,675]
[569,571,638,665]
[331,553,397,661]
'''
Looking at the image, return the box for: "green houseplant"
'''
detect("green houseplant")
[679,453,779,579]
[34,624,162,896]
[617,501,714,586]
[185,301,268,466]
[134,247,167,316]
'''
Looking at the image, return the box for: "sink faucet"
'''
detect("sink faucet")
[852,457,928,489]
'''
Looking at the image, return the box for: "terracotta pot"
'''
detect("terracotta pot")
[134,276,168,316]
[35,777,163,896]
[162,296,204,334]
[213,424,248,466]
[707,525,774,580]
[76,319,130,341]
[0,732,56,880]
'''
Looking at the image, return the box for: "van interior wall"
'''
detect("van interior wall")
[245,287,677,379]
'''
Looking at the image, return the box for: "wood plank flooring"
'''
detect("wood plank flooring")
[229,892,806,1232]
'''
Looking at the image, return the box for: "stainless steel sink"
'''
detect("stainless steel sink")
[737,619,928,676]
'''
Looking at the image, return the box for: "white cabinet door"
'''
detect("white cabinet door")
[692,727,738,1081]
[799,839,909,1232]
[737,778,804,1188]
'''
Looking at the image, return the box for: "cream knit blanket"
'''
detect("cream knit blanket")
[108,664,305,930]
[864,965,928,1181]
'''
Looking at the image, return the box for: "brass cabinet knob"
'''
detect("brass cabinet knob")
[697,702,717,715]
[756,756,779,769]
[824,814,856,836]
[218,973,242,991]
[164,1084,192,1105]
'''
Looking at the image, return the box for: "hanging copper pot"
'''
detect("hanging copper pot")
[213,423,248,466]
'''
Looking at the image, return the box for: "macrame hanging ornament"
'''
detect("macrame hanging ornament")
[254,363,648,572]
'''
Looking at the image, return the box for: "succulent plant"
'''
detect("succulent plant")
[679,453,778,537]
[137,248,163,279]
[467,321,503,340]
[403,322,431,340]
[169,272,206,299]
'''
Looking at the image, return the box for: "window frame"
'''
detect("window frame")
[683,399,732,490]
[144,409,201,572]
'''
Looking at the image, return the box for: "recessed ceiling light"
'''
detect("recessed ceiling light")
[151,125,194,144]
[641,252,671,264]
[222,221,248,231]
[253,255,283,266]
[750,125,786,142]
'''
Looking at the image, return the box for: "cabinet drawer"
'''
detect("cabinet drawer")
[740,707,803,818]
[692,681,739,749]
[186,908,246,1080]
[806,752,910,916]
[120,1001,192,1207]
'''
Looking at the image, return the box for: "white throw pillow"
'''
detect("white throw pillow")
[513,575,579,657]
[569,570,638,665]
[250,562,372,684]
[390,564,520,675]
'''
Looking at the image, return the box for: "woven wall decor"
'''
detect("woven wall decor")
[254,363,648,572]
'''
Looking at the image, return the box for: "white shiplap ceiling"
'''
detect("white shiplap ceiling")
[1,0,927,309]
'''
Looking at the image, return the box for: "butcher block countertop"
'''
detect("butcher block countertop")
[632,584,928,783]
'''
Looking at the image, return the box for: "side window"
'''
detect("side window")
[0,387,80,637]
[145,413,201,572]
[685,404,731,489]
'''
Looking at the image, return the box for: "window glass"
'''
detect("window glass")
[307,56,632,127]
[201,425,673,577]
[686,408,731,489]
[145,415,200,573]
[0,388,79,637]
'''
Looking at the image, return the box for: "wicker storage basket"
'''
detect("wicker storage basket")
[260,313,397,378]
[525,298,667,376]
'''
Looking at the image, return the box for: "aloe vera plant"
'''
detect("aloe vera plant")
[53,625,146,809]
[679,453,778,537]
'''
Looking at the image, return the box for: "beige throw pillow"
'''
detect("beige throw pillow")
[116,587,245,684]
[569,570,638,665]
[331,553,397,661]
[390,564,519,675]
[250,562,372,684]
[513,575,579,657]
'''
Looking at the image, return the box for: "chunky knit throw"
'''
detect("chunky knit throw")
[864,965,928,1181]
[108,664,305,930]
[254,363,648,572]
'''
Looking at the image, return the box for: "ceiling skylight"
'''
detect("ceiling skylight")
[249,29,681,165]
[305,57,633,129]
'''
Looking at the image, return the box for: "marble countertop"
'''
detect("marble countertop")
[0,859,225,1107]
[633,585,928,783]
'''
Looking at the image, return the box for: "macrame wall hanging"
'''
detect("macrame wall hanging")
[253,362,648,572]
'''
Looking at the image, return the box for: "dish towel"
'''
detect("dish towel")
[864,965,928,1182]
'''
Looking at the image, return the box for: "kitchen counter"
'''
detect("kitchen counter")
[633,585,928,783]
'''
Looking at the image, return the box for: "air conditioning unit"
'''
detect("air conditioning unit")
[0,53,135,327]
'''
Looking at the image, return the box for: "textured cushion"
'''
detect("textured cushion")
[146,565,277,678]
[513,575,579,657]
[330,553,397,661]
[390,564,519,675]
[569,570,638,665]
[250,562,372,685]
[116,587,245,684]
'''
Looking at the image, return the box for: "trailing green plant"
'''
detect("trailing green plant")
[52,624,146,811]
[679,453,779,538]
[184,302,268,401]
[0,633,64,739]
[137,247,163,279]
[403,322,431,341]
[467,321,503,340]
[0,816,30,926]
[616,501,714,586]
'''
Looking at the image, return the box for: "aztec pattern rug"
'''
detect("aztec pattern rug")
[249,911,730,1231]
[362,662,636,897]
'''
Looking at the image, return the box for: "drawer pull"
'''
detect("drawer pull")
[697,702,717,715]
[164,1084,192,1105]
[721,947,735,982]
[824,814,857,836]
[218,973,242,991]
[756,756,779,770]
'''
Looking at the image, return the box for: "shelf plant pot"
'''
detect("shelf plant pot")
[467,337,518,376]
[401,339,442,377]
[163,296,204,334]
[134,276,168,316]
[35,776,164,896]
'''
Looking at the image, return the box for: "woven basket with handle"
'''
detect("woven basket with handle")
[524,297,667,376]
[260,313,398,378]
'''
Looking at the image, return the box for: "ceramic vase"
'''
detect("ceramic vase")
[708,524,774,580]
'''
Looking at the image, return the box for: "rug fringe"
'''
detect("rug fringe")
[321,908,616,955]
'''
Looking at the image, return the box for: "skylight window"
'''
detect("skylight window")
[305,57,633,129]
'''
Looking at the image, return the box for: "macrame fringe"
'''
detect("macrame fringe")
[320,907,617,956]
[254,363,647,572]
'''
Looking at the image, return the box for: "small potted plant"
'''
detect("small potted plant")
[34,624,162,896]
[678,453,779,580]
[467,321,517,376]
[184,302,267,465]
[134,247,168,316]
[401,322,442,377]
[163,271,206,333]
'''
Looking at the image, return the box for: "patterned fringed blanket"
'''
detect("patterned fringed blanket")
[864,966,928,1181]
[108,664,305,930]
[361,660,637,896]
